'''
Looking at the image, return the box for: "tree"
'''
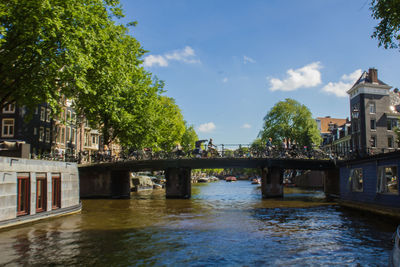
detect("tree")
[153,96,186,151]
[0,0,127,111]
[181,122,198,152]
[250,138,265,155]
[370,0,400,49]
[258,98,321,148]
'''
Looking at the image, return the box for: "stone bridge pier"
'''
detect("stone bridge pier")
[165,167,191,199]
[80,169,131,199]
[261,167,284,198]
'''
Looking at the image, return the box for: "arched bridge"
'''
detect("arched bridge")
[78,157,339,199]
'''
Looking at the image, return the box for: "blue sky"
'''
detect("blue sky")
[119,0,400,145]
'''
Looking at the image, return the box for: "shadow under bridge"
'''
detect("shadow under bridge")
[78,157,339,199]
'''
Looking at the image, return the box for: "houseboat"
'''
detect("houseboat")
[0,156,81,229]
[338,151,400,218]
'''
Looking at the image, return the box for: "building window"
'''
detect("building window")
[61,127,65,144]
[17,173,30,216]
[52,174,61,209]
[2,119,14,137]
[40,107,46,121]
[2,103,16,114]
[39,127,44,142]
[92,134,98,145]
[56,127,61,144]
[36,173,47,213]
[350,168,363,192]
[71,128,76,144]
[369,102,376,114]
[66,127,71,142]
[370,136,377,147]
[46,109,51,122]
[45,128,50,143]
[67,110,71,121]
[370,119,376,130]
[33,128,37,135]
[84,132,90,146]
[61,109,65,122]
[377,166,398,195]
[387,119,398,131]
[388,136,394,148]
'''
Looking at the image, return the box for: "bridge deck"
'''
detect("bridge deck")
[78,158,338,172]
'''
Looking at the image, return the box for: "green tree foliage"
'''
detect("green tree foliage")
[153,96,186,151]
[181,122,198,152]
[0,0,125,111]
[258,98,321,147]
[370,0,400,49]
[72,18,162,148]
[1,0,196,151]
[250,138,265,153]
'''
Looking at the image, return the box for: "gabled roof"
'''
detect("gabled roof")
[316,117,347,134]
[352,71,388,88]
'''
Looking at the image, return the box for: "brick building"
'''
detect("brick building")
[0,101,100,161]
[347,68,399,156]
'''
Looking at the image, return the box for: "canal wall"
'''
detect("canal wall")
[0,157,81,229]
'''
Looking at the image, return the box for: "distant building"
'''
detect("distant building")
[331,121,352,157]
[0,100,100,161]
[316,116,347,147]
[347,68,400,156]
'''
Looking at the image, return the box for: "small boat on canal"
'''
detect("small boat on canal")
[225,176,237,182]
[198,177,209,183]
[390,225,400,267]
[251,178,260,184]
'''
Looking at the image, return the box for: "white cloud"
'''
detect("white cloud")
[268,62,322,91]
[143,46,200,67]
[243,56,255,64]
[198,122,216,133]
[241,123,251,129]
[222,77,228,83]
[143,55,168,67]
[321,69,362,97]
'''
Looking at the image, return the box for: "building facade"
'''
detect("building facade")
[0,101,100,161]
[347,68,399,156]
[316,116,347,152]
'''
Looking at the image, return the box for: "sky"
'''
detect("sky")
[118,0,400,145]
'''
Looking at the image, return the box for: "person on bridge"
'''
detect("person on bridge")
[194,139,207,157]
[173,142,184,157]
[266,138,273,156]
[207,138,218,157]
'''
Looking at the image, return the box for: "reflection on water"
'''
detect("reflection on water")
[0,180,396,266]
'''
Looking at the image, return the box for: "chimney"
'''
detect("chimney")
[369,68,378,83]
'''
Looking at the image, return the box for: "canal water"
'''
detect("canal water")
[0,180,397,266]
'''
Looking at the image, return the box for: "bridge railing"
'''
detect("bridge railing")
[86,144,333,162]
[35,144,400,163]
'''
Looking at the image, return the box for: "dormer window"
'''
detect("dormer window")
[2,103,16,114]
